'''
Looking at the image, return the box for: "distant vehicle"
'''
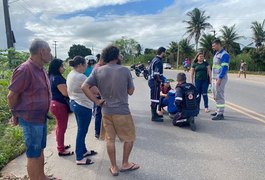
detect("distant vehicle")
[130,63,149,80]
[163,63,172,69]
[85,55,97,64]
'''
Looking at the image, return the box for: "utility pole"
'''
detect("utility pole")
[53,41,57,58]
[3,0,14,48]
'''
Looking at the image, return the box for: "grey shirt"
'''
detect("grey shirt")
[85,64,134,115]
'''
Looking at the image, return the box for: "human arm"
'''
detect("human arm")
[217,54,230,85]
[7,91,19,126]
[174,86,183,112]
[57,84,68,97]
[190,67,195,85]
[127,70,135,95]
[81,83,105,106]
[207,64,212,84]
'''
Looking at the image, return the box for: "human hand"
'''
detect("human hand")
[216,78,221,86]
[96,99,106,107]
[9,116,18,126]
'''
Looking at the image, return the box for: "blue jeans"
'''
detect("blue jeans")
[94,105,102,136]
[195,79,209,108]
[18,118,47,158]
[70,100,92,161]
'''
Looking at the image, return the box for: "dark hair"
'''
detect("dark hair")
[96,54,100,60]
[157,47,166,55]
[177,72,186,82]
[212,38,222,45]
[48,58,63,77]
[101,45,119,63]
[193,52,204,63]
[69,56,86,67]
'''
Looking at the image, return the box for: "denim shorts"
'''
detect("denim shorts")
[18,118,47,158]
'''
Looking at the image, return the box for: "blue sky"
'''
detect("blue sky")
[58,0,175,19]
[0,0,265,58]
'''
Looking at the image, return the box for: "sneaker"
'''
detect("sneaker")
[188,117,196,131]
[211,112,217,116]
[212,114,224,120]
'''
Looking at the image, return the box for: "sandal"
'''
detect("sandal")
[109,167,119,176]
[47,175,61,180]
[205,108,210,113]
[64,144,71,150]
[58,151,74,156]
[76,158,94,165]
[83,150,98,157]
[120,163,140,172]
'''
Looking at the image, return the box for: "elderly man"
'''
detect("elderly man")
[7,39,58,180]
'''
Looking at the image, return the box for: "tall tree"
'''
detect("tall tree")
[220,24,242,54]
[112,37,139,59]
[250,20,265,48]
[183,8,212,51]
[68,44,92,59]
[199,33,215,60]
[179,38,194,60]
[167,41,179,63]
[136,44,142,56]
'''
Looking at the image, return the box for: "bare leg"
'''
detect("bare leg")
[244,72,246,78]
[106,142,119,173]
[27,151,47,180]
[122,141,134,168]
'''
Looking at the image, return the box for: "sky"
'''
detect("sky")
[0,0,265,59]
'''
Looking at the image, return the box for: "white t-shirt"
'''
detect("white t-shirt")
[67,70,93,109]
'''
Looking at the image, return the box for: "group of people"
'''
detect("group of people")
[7,39,139,179]
[148,39,230,130]
[6,37,230,179]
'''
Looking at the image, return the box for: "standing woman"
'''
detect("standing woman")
[67,56,97,165]
[48,58,73,156]
[191,52,212,113]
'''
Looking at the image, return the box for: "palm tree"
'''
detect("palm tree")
[183,8,212,51]
[250,20,265,48]
[220,24,243,54]
[199,34,215,60]
[179,38,194,61]
[168,41,179,63]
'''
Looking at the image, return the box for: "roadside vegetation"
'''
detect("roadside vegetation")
[0,7,264,171]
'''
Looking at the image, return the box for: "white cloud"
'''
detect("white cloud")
[0,0,265,59]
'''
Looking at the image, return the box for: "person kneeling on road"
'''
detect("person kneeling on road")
[171,73,199,131]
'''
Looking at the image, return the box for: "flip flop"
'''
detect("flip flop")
[109,168,119,176]
[58,151,74,156]
[47,175,61,180]
[120,163,140,172]
[64,145,71,150]
[76,158,94,165]
[83,150,98,157]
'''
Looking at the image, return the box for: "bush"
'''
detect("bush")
[0,50,55,171]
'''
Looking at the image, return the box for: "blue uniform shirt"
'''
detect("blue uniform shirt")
[148,56,163,81]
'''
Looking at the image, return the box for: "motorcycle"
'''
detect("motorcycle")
[130,64,149,80]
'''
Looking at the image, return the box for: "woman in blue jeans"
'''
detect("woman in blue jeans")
[191,52,212,113]
[66,56,97,165]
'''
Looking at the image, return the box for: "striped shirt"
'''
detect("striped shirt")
[8,59,51,124]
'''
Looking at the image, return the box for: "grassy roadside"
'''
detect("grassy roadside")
[0,74,56,171]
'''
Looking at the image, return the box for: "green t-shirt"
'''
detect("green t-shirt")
[192,61,209,80]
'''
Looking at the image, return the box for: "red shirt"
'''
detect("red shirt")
[160,85,171,94]
[9,59,51,123]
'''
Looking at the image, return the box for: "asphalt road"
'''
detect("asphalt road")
[1,70,265,180]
